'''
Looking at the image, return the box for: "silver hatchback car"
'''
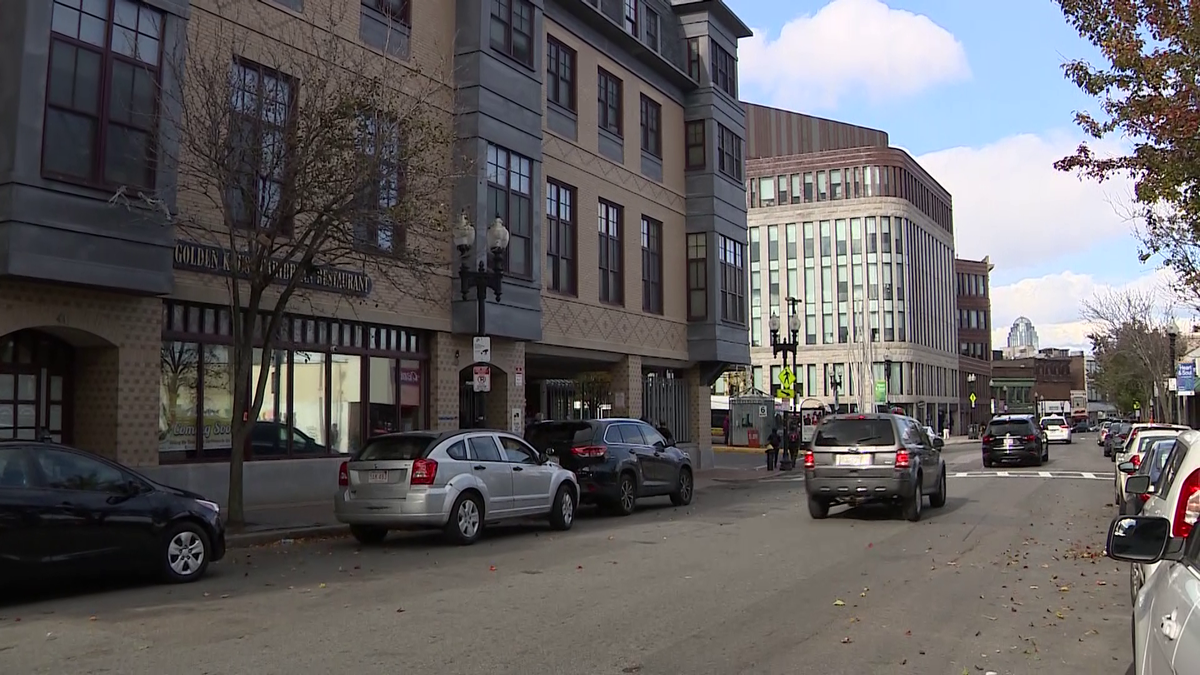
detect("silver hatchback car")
[334,430,579,545]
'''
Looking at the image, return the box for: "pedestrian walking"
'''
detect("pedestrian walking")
[722,415,730,446]
[766,427,781,471]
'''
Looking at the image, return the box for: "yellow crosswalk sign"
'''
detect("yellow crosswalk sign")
[777,386,794,399]
[778,368,795,388]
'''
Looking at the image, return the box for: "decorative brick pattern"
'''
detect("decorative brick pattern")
[432,332,526,431]
[687,366,713,468]
[0,280,162,466]
[607,355,642,418]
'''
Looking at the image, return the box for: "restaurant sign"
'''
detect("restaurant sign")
[173,241,372,297]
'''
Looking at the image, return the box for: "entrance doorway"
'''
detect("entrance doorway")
[0,330,73,442]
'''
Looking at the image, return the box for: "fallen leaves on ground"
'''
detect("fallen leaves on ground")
[833,599,846,606]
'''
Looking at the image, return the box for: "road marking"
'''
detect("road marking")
[766,470,1114,483]
[1039,471,1052,478]
[1082,472,1097,479]
[997,471,1010,477]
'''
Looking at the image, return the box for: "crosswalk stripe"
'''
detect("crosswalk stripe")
[763,470,1115,483]
[1039,471,1052,478]
[1082,472,1097,479]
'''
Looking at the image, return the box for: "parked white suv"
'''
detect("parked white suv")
[1125,429,1200,603]
[1104,514,1200,674]
[1039,416,1072,444]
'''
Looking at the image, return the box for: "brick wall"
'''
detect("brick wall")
[607,355,643,418]
[0,280,162,466]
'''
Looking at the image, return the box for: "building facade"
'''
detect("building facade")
[0,0,751,506]
[743,104,959,429]
[990,350,1086,417]
[956,256,993,432]
[1003,316,1040,359]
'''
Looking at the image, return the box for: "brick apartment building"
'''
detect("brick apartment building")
[956,256,992,432]
[0,0,751,504]
[742,105,959,428]
[990,349,1086,417]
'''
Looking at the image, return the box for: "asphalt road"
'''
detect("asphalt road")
[1,433,1133,675]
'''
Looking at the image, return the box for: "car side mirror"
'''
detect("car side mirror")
[1118,461,1138,475]
[1124,474,1152,495]
[932,437,944,449]
[1106,516,1176,563]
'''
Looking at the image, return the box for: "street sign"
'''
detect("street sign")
[1179,362,1196,397]
[777,386,794,399]
[514,365,524,387]
[778,368,795,388]
[758,405,768,417]
[472,365,491,392]
[969,392,977,407]
[472,336,492,363]
[874,380,886,404]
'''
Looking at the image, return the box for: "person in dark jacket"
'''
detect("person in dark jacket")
[766,427,781,471]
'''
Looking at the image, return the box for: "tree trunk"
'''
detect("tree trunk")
[226,349,253,527]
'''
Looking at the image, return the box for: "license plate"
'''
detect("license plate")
[835,454,871,466]
[367,470,389,483]
[1004,438,1015,449]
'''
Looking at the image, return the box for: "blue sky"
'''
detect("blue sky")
[726,0,1167,350]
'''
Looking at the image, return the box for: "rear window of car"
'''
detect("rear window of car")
[354,434,436,461]
[525,422,594,452]
[1148,441,1176,482]
[813,419,896,447]
[1040,417,1067,428]
[987,420,1034,436]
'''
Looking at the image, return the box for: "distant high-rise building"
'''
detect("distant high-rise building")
[1007,317,1039,349]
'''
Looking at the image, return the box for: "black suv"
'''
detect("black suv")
[524,418,693,516]
[982,415,1048,467]
[803,413,947,522]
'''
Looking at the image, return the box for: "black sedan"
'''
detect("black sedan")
[525,418,693,515]
[0,440,226,589]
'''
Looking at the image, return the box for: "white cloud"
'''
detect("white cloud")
[739,0,970,110]
[990,268,1179,352]
[916,132,1136,273]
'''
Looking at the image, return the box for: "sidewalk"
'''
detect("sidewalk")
[225,467,773,548]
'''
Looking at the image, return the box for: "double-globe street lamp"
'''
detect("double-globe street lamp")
[769,297,802,469]
[452,212,510,428]
[966,372,977,433]
[883,357,894,412]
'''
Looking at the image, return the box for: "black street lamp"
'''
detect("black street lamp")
[769,297,802,408]
[453,211,510,427]
[829,371,843,413]
[966,372,977,429]
[883,358,893,411]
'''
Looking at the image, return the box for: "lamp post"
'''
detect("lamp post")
[883,358,893,412]
[769,297,802,411]
[452,211,510,427]
[1168,323,1180,424]
[966,372,977,431]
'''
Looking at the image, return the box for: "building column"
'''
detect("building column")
[484,340,526,433]
[687,366,714,469]
[429,332,460,431]
[607,355,643,419]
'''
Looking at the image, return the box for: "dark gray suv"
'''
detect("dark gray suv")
[803,413,947,521]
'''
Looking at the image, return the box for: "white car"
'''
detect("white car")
[1039,416,1073,444]
[1115,429,1185,506]
[1104,514,1200,675]
[1128,429,1200,603]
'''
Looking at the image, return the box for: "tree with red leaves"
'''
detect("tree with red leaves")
[1055,0,1200,303]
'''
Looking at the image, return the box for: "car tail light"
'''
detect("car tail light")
[1131,454,1141,468]
[895,449,911,468]
[803,450,815,469]
[571,445,608,458]
[1140,493,1152,503]
[1024,434,1039,442]
[1173,468,1200,538]
[338,461,349,487]
[410,458,438,485]
[981,434,993,444]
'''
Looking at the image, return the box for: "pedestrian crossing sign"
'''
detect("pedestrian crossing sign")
[778,368,795,388]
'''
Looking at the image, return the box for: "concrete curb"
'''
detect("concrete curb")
[224,468,781,547]
[714,446,770,454]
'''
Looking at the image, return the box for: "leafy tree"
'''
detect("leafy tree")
[1054,0,1200,302]
[1082,287,1177,416]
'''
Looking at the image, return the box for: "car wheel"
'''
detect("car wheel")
[609,473,637,517]
[902,478,923,522]
[929,469,947,508]
[807,495,829,519]
[670,467,694,507]
[350,525,388,545]
[160,521,212,584]
[444,492,484,545]
[548,484,576,531]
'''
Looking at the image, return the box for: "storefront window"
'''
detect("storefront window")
[401,359,422,431]
[331,354,362,455]
[293,351,327,454]
[159,301,427,462]
[369,357,397,437]
[159,342,199,459]
[202,346,234,457]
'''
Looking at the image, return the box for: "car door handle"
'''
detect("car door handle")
[473,465,486,471]
[512,466,524,472]
[1161,611,1181,640]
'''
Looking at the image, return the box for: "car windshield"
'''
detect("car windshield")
[525,422,593,452]
[1147,441,1176,482]
[1040,418,1066,428]
[813,419,896,446]
[1137,433,1177,453]
[987,421,1033,436]
[354,434,437,461]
